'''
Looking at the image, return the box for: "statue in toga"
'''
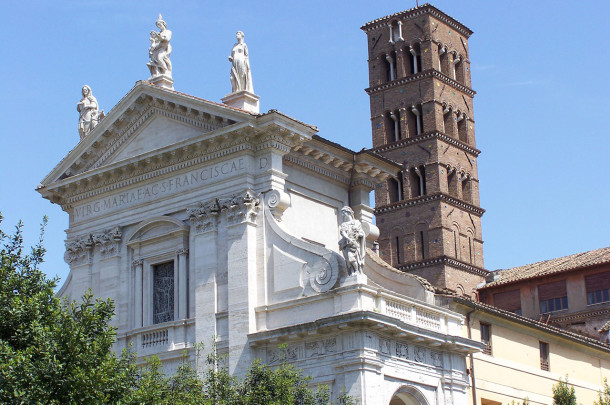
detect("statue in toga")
[339,206,365,276]
[148,14,172,78]
[229,31,253,93]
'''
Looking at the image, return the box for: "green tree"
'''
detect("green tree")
[0,215,355,404]
[552,376,577,405]
[595,378,610,405]
[0,215,137,404]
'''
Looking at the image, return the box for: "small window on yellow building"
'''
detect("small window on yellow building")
[480,322,492,355]
[539,341,550,371]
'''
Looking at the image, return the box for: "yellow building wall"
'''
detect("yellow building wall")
[464,310,610,405]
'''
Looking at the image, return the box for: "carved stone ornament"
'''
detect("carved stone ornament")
[91,226,122,258]
[338,206,365,275]
[77,85,104,139]
[188,191,260,232]
[308,255,339,293]
[265,189,290,221]
[64,234,94,265]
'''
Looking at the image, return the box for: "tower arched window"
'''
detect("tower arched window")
[452,224,460,259]
[390,20,404,43]
[455,56,465,84]
[447,167,459,198]
[415,222,429,261]
[408,44,422,75]
[409,165,426,197]
[388,176,402,203]
[385,52,397,82]
[409,104,423,135]
[461,174,472,204]
[387,110,402,142]
[457,113,468,143]
[443,105,455,138]
[438,45,449,75]
[450,52,460,80]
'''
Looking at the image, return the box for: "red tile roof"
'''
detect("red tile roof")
[482,246,610,289]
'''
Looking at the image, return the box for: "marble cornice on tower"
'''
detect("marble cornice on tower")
[361,4,473,37]
[371,131,481,156]
[374,193,485,217]
[365,69,475,97]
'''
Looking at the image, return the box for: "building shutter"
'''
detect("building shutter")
[493,289,521,312]
[585,271,610,292]
[538,280,567,301]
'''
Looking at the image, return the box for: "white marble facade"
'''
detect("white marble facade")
[39,81,481,404]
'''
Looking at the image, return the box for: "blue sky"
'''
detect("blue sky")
[2,0,609,285]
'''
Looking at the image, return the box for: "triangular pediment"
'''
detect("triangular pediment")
[106,114,203,165]
[41,81,253,185]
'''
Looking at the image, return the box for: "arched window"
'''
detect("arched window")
[388,177,401,203]
[386,110,402,142]
[455,55,465,83]
[452,224,461,259]
[457,113,468,143]
[409,165,426,197]
[415,222,429,261]
[447,167,459,198]
[442,105,455,138]
[461,174,472,204]
[438,44,448,75]
[408,43,422,75]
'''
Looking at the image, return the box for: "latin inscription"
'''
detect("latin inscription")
[73,158,245,221]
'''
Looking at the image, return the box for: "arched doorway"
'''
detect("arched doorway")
[389,386,428,405]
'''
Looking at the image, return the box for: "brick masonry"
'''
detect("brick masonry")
[363,5,488,294]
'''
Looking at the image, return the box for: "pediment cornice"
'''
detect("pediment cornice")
[39,116,315,207]
[41,82,254,186]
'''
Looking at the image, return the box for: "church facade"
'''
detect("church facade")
[37,4,610,405]
[37,10,484,403]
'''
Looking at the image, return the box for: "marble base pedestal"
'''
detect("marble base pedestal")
[222,91,260,114]
[148,74,174,90]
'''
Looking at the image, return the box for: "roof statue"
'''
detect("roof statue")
[229,31,253,93]
[147,14,173,89]
[221,30,259,113]
[339,206,365,276]
[77,85,104,139]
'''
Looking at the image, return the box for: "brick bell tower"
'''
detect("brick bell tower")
[362,4,489,295]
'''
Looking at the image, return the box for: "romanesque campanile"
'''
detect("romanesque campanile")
[362,5,488,294]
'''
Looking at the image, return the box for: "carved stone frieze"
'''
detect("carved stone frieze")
[268,345,298,365]
[305,337,337,358]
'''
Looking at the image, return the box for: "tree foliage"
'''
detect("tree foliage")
[595,378,610,405]
[552,376,577,405]
[0,215,355,404]
[0,215,137,404]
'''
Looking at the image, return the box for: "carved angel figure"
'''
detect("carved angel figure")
[77,85,103,139]
[338,206,365,276]
[228,31,253,93]
[147,14,172,78]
